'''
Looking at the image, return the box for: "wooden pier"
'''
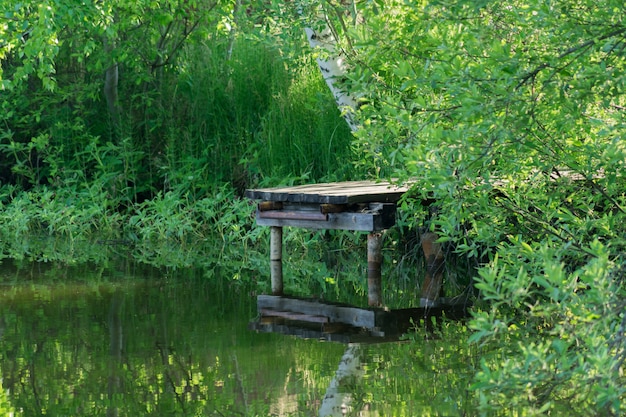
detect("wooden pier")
[245,180,468,341]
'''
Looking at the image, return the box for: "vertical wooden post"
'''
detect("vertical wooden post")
[367,232,383,307]
[420,232,445,307]
[270,226,283,296]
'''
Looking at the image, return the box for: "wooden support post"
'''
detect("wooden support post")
[420,232,445,307]
[270,226,283,296]
[367,232,383,307]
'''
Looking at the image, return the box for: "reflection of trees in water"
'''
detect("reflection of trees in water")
[2,269,478,416]
[107,289,123,417]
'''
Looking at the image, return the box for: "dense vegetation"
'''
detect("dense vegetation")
[308,0,626,414]
[0,0,355,259]
[1,0,625,415]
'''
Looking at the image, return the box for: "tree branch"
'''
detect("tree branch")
[516,27,626,90]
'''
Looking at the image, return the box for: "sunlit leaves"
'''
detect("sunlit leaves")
[292,1,626,412]
[0,0,234,91]
[469,238,624,414]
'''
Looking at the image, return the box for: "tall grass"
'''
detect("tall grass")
[254,60,355,183]
[0,31,355,263]
[156,36,355,197]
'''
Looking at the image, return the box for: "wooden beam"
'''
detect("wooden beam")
[259,210,328,222]
[320,203,347,214]
[258,201,283,211]
[270,227,283,296]
[255,204,396,232]
[259,308,329,323]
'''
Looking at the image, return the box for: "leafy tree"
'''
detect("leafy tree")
[0,0,230,167]
[291,0,626,414]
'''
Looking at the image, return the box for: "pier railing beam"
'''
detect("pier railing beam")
[270,226,284,296]
[367,232,383,307]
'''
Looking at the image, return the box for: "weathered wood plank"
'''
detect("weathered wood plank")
[259,308,329,323]
[258,201,283,211]
[259,210,328,221]
[255,211,387,231]
[245,180,410,204]
[320,203,347,214]
[257,295,377,328]
[255,204,397,232]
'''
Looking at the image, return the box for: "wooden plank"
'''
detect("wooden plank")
[258,201,283,211]
[256,211,383,231]
[256,212,375,231]
[255,204,397,232]
[257,295,377,328]
[320,204,347,214]
[245,180,410,204]
[246,171,598,206]
[259,308,329,323]
[259,210,328,221]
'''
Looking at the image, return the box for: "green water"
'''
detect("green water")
[0,260,476,416]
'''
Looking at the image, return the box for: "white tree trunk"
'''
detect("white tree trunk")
[304,19,359,132]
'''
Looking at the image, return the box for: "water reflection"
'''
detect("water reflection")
[319,344,364,416]
[0,261,475,416]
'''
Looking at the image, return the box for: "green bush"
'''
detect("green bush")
[471,239,624,415]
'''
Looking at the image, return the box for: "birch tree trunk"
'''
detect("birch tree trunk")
[226,0,241,61]
[303,9,359,133]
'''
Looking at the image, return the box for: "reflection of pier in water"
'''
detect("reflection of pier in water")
[245,181,471,342]
[249,294,469,343]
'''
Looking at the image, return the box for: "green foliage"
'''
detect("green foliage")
[287,0,626,413]
[0,185,122,242]
[125,185,266,269]
[0,0,356,274]
[1,0,355,202]
[471,240,624,415]
[5,0,626,412]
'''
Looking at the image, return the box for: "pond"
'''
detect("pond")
[0,258,477,416]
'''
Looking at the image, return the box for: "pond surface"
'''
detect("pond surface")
[0,259,475,416]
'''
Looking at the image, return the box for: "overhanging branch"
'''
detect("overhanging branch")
[516,27,626,90]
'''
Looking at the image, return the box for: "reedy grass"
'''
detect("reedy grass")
[158,36,355,196]
[1,33,356,234]
[253,59,355,182]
